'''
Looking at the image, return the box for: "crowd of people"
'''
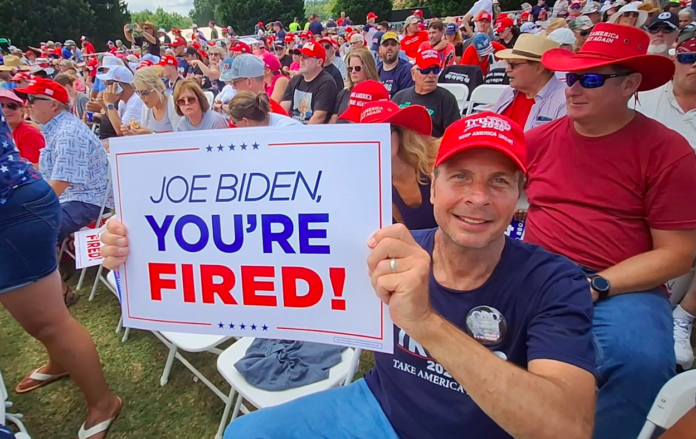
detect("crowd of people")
[1,0,696,438]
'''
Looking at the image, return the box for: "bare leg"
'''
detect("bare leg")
[0,270,121,437]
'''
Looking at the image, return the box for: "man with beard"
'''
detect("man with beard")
[378,32,414,97]
[419,20,456,69]
[647,12,679,56]
[392,49,460,137]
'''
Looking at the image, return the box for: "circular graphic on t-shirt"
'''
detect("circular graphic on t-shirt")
[465,306,507,346]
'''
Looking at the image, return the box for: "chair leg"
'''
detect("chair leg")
[214,387,237,439]
[230,393,244,422]
[89,265,105,301]
[160,344,177,386]
[122,327,130,343]
[76,267,88,290]
[116,316,123,334]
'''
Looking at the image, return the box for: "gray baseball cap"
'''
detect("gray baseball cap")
[221,54,265,82]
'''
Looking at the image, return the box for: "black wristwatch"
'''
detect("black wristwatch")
[590,275,611,300]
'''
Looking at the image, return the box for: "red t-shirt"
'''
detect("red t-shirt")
[502,92,535,128]
[460,42,506,76]
[418,41,456,69]
[13,121,46,164]
[525,113,696,271]
[400,31,429,60]
[83,42,96,54]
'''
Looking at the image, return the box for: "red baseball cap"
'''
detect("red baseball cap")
[257,21,264,26]
[172,28,182,34]
[285,34,295,43]
[231,41,252,54]
[418,22,427,30]
[11,71,31,82]
[137,59,154,70]
[300,41,326,62]
[413,9,423,16]
[520,11,530,19]
[319,37,337,49]
[345,26,353,33]
[170,37,187,47]
[360,101,432,136]
[300,31,309,39]
[260,51,281,71]
[158,55,178,67]
[415,49,440,69]
[367,12,378,20]
[15,78,69,105]
[435,112,526,171]
[339,80,389,123]
[477,12,493,22]
[495,18,514,33]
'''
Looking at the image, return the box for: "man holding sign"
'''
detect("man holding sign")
[102,113,596,439]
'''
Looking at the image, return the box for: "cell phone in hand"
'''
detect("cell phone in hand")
[128,24,135,32]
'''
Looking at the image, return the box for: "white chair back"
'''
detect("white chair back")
[466,84,508,116]
[636,370,696,439]
[437,83,469,114]
[204,91,215,107]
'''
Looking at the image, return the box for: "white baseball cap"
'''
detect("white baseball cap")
[96,65,134,84]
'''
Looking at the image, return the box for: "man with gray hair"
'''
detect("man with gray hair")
[678,8,695,29]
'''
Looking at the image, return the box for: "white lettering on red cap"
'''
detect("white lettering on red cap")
[351,92,372,100]
[361,105,384,118]
[422,49,439,60]
[305,42,316,51]
[586,31,619,44]
[464,115,511,132]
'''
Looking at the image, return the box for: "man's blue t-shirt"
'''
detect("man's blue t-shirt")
[309,20,324,36]
[364,228,595,439]
[61,47,72,59]
[379,58,415,98]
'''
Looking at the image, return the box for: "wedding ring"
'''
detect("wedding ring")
[390,258,397,273]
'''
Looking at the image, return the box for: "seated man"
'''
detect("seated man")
[223,111,596,439]
[16,78,111,301]
[491,34,567,131]
[526,23,696,439]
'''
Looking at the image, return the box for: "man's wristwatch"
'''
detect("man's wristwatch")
[107,104,116,110]
[590,275,611,300]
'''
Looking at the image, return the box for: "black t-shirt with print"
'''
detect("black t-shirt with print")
[182,63,212,90]
[323,63,345,91]
[282,71,338,124]
[135,35,161,56]
[392,86,461,138]
[279,54,293,70]
[333,87,351,117]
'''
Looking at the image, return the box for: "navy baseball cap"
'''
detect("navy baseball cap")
[446,23,458,35]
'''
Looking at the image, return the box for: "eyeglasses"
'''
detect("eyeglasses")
[349,41,361,46]
[347,65,362,73]
[176,96,198,106]
[418,66,441,75]
[507,61,529,70]
[381,40,399,47]
[566,72,627,88]
[135,89,155,97]
[322,44,333,50]
[648,26,676,34]
[579,29,591,37]
[677,52,696,64]
[0,102,20,111]
[26,95,51,104]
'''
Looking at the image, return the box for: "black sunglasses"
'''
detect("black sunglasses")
[0,102,21,110]
[347,65,362,73]
[26,95,51,104]
[566,72,627,88]
[419,66,441,75]
[579,29,591,37]
[648,26,676,34]
[381,40,398,47]
[322,44,333,50]
[677,52,696,64]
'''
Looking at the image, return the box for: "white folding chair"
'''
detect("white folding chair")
[214,337,362,439]
[437,83,469,114]
[0,368,31,439]
[205,91,215,107]
[466,84,508,116]
[636,370,696,439]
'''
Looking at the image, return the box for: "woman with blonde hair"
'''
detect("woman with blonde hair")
[329,48,379,123]
[121,67,182,134]
[57,59,87,93]
[359,100,438,230]
[173,78,228,131]
[227,90,301,127]
[444,23,465,63]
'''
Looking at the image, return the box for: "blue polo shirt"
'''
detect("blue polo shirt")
[364,228,595,439]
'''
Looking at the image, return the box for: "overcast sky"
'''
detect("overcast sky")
[126,0,194,16]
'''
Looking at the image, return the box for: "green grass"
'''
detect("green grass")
[0,268,374,438]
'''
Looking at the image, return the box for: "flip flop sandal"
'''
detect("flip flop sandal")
[77,397,123,439]
[14,368,69,394]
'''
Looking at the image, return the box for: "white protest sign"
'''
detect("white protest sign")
[110,125,394,353]
[73,225,106,269]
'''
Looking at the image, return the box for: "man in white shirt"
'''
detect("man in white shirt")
[97,65,143,137]
[634,28,696,147]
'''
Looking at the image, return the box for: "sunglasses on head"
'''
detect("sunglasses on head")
[419,66,441,75]
[176,96,197,106]
[347,65,362,73]
[0,102,20,111]
[26,95,51,104]
[648,26,675,34]
[566,72,627,88]
[677,52,696,64]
